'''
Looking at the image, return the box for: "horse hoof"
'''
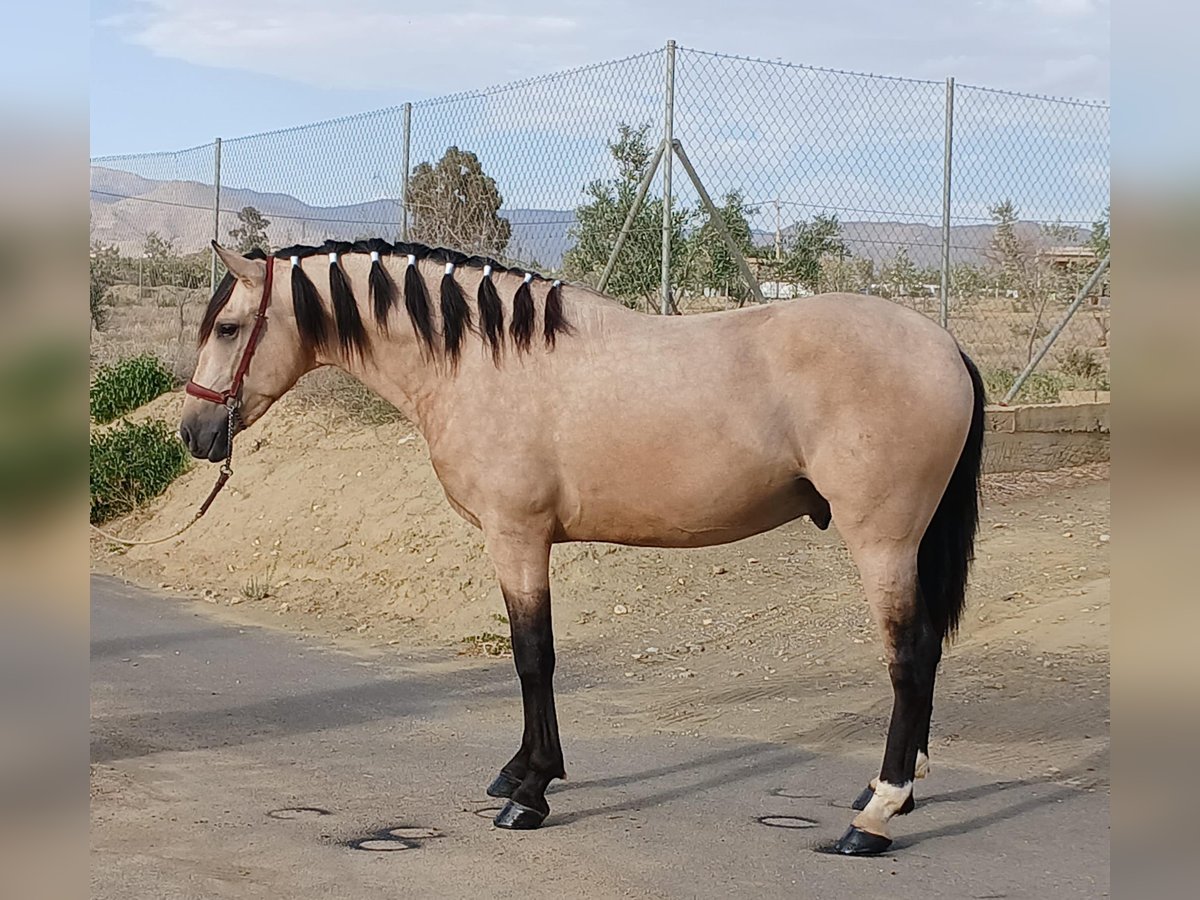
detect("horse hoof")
[486,771,522,799]
[849,785,915,815]
[493,800,546,830]
[832,825,893,856]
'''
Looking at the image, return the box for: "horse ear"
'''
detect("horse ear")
[212,241,266,286]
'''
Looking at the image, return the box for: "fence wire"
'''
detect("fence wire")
[90,44,1110,400]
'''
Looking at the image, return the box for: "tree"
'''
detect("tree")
[407,146,511,255]
[882,246,920,298]
[563,123,691,306]
[986,199,1034,294]
[683,190,757,300]
[1089,206,1110,258]
[141,231,176,287]
[778,213,848,290]
[90,241,121,331]
[950,262,988,301]
[228,206,272,255]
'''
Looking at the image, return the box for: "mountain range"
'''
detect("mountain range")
[90,166,1086,271]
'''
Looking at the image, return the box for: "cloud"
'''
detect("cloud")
[104,1,585,92]
[102,0,1109,99]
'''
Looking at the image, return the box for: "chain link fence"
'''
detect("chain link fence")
[90,43,1109,400]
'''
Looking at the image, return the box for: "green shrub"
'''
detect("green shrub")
[90,354,175,423]
[982,368,1064,404]
[1060,347,1105,383]
[90,419,190,524]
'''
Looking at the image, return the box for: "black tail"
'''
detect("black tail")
[918,351,985,642]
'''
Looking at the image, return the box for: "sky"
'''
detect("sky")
[90,0,1110,157]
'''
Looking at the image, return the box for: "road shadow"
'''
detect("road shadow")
[91,628,232,659]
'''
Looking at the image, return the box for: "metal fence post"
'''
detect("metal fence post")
[660,40,676,315]
[400,102,412,241]
[1001,253,1109,404]
[598,139,667,294]
[210,137,222,294]
[671,140,765,306]
[939,77,955,329]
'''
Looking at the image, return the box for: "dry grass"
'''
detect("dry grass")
[91,285,207,384]
[289,368,405,426]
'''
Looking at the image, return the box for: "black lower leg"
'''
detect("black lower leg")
[878,615,939,789]
[493,588,564,828]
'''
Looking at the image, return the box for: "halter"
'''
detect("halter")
[186,255,275,407]
[177,255,276,517]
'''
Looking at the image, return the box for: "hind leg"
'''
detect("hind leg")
[833,542,940,855]
[851,638,939,816]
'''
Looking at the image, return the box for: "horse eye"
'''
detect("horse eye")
[216,323,239,338]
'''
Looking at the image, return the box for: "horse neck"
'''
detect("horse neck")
[316,256,619,432]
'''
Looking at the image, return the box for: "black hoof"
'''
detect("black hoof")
[832,825,893,856]
[486,771,523,799]
[493,800,547,830]
[849,785,915,815]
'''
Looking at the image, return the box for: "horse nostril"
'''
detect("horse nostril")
[179,423,193,447]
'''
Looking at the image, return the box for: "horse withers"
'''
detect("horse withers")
[182,240,984,855]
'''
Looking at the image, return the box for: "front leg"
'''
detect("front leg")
[484,533,564,830]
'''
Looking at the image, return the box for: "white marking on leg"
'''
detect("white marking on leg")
[915,750,930,780]
[852,780,912,836]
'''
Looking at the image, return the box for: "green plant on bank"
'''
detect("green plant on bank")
[460,631,513,657]
[90,419,190,524]
[90,353,175,423]
[242,566,276,602]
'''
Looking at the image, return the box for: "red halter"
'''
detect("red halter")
[186,255,275,407]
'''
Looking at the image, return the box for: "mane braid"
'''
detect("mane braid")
[543,281,571,348]
[368,254,397,330]
[328,256,369,358]
[440,269,472,363]
[510,278,536,353]
[403,260,435,353]
[291,262,330,351]
[476,271,504,363]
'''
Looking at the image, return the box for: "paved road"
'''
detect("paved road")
[91,575,1108,899]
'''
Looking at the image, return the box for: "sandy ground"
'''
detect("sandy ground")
[92,389,1109,789]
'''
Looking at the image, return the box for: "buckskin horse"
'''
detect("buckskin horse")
[180,240,984,856]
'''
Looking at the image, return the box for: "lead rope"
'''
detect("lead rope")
[89,399,239,547]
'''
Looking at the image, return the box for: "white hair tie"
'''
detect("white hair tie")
[290,255,299,267]
[482,264,492,278]
[407,254,416,266]
[445,262,455,276]
[552,279,562,287]
[523,272,533,284]
[370,250,380,262]
[328,252,338,264]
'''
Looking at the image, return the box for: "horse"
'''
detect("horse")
[181,239,984,856]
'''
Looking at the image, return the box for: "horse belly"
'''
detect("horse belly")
[559,464,823,548]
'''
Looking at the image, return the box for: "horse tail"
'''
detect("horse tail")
[918,350,985,642]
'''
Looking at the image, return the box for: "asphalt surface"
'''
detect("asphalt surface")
[91,574,1109,899]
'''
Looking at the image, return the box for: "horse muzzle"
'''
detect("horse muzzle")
[179,409,232,462]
